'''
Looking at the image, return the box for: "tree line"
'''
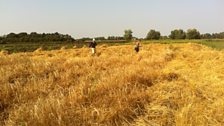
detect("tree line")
[76,29,224,41]
[123,29,224,41]
[0,32,74,44]
[1,29,224,44]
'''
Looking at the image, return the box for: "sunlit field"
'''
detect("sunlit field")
[1,43,224,126]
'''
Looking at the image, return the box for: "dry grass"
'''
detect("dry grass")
[0,43,224,126]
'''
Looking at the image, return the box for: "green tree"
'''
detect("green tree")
[108,36,124,40]
[212,32,224,39]
[146,30,161,40]
[201,33,212,39]
[212,33,219,39]
[2,32,75,43]
[17,32,28,42]
[169,29,186,39]
[6,33,18,43]
[7,33,17,38]
[78,37,92,42]
[95,37,106,41]
[160,36,168,40]
[220,32,224,39]
[186,29,201,39]
[124,29,133,41]
[18,32,28,37]
[0,36,3,44]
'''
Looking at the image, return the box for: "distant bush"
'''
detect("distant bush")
[201,33,212,39]
[211,32,224,39]
[95,37,106,41]
[169,29,186,39]
[146,30,161,40]
[1,32,75,43]
[107,36,124,40]
[160,36,169,40]
[186,29,201,39]
[77,37,92,42]
[124,29,133,41]
[0,37,6,44]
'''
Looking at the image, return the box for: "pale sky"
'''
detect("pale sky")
[0,0,224,38]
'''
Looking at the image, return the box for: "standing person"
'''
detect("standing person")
[89,38,97,54]
[134,40,141,53]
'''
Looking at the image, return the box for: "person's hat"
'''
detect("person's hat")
[93,38,95,41]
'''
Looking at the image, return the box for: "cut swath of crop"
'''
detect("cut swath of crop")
[0,43,224,126]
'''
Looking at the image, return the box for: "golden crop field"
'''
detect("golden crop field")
[0,43,224,126]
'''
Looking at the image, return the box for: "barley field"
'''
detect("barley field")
[0,43,224,126]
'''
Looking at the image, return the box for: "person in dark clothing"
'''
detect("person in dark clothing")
[89,38,97,54]
[134,40,141,53]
